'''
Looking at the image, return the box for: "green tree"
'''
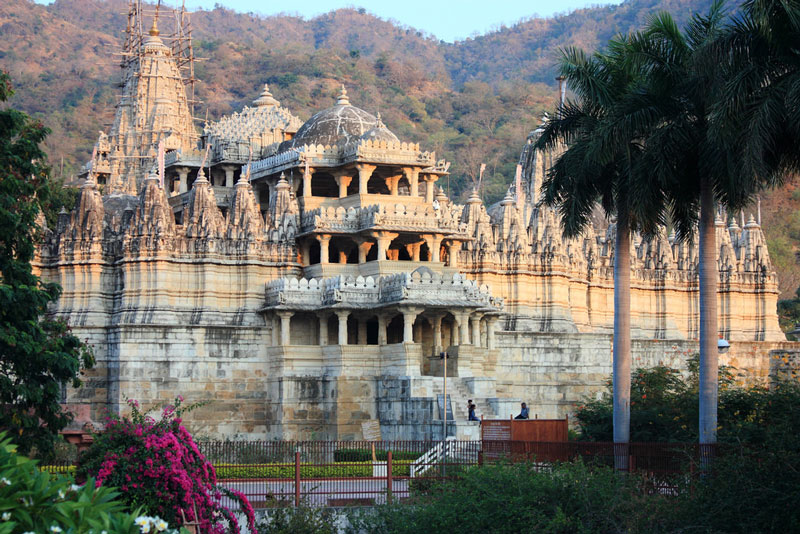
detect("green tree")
[609,2,751,447]
[0,72,93,458]
[534,37,664,468]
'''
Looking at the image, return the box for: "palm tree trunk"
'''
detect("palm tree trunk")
[613,209,632,470]
[698,178,718,456]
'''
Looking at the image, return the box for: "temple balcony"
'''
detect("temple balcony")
[303,259,457,279]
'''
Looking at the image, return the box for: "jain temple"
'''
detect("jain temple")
[37,7,795,441]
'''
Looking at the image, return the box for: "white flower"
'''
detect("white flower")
[0,477,10,486]
[50,526,63,533]
[70,484,82,492]
[154,518,168,532]
[1,512,11,521]
[140,523,151,534]
[57,488,66,499]
[23,531,34,534]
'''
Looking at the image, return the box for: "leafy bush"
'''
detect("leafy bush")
[76,398,255,534]
[574,356,800,444]
[0,432,187,534]
[347,460,662,534]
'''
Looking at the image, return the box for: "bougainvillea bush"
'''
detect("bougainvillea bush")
[76,398,255,534]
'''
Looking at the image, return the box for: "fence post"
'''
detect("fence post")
[294,451,300,508]
[387,451,393,504]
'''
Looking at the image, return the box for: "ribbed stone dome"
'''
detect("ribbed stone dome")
[289,86,392,148]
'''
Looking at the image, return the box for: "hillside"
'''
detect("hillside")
[1,0,797,297]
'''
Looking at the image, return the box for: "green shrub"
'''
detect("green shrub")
[347,460,663,534]
[0,432,188,533]
[214,460,413,479]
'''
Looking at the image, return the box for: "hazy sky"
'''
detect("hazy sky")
[88,1,625,42]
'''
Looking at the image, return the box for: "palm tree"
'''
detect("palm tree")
[713,0,800,186]
[534,38,664,468]
[610,2,754,449]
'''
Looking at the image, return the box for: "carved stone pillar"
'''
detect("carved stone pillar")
[335,311,349,346]
[424,176,435,203]
[385,175,402,196]
[333,171,353,198]
[356,164,376,195]
[471,315,481,347]
[271,315,279,347]
[302,166,314,197]
[317,235,331,264]
[377,314,388,345]
[456,313,470,345]
[318,312,329,346]
[402,308,420,343]
[177,167,189,194]
[487,317,498,350]
[432,314,444,354]
[403,167,420,197]
[222,164,237,188]
[300,240,311,265]
[357,240,374,263]
[374,231,398,261]
[447,241,461,268]
[423,235,443,262]
[277,311,294,346]
[358,318,368,345]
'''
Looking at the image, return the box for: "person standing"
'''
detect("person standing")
[468,399,479,421]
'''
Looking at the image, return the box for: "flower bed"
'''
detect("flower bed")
[213,460,414,480]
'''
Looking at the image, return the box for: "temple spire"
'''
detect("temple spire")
[337,84,350,106]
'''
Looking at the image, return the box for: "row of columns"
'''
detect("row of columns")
[301,165,439,202]
[271,309,497,349]
[172,164,238,195]
[300,233,462,266]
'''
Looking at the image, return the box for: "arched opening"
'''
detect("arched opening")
[397,176,411,196]
[346,175,358,196]
[388,237,412,261]
[386,314,404,344]
[366,316,379,345]
[330,238,359,264]
[347,314,359,345]
[367,172,390,194]
[366,243,378,262]
[309,240,321,264]
[290,312,319,345]
[419,242,431,262]
[310,172,338,197]
[326,315,338,345]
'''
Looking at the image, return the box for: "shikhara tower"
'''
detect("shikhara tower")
[40,2,795,442]
[81,1,197,195]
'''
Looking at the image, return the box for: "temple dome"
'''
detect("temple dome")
[359,112,399,144]
[288,85,391,148]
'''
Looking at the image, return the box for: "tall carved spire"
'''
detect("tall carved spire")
[227,173,265,240]
[185,169,225,238]
[130,171,175,237]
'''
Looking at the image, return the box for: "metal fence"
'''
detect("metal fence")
[200,440,481,508]
[198,440,715,508]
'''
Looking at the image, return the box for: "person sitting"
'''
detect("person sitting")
[515,402,529,420]
[468,400,479,421]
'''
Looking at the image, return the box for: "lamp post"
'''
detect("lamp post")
[717,337,730,354]
[440,351,448,476]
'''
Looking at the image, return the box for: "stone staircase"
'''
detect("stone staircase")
[431,378,496,422]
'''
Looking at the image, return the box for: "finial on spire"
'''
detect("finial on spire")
[150,0,161,36]
[337,84,350,106]
[376,111,385,128]
[253,83,279,107]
